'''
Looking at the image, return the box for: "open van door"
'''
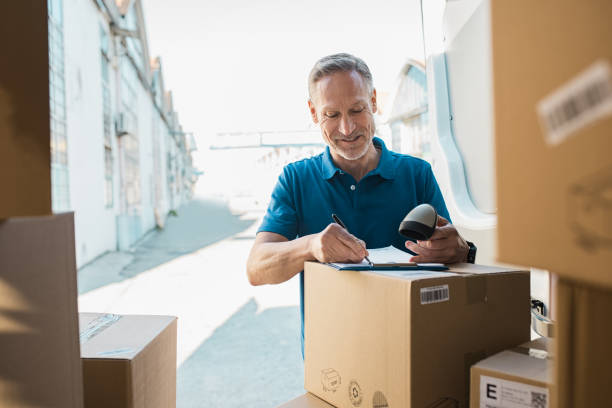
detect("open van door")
[419,0,552,322]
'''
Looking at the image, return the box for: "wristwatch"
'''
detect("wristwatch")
[466,241,477,264]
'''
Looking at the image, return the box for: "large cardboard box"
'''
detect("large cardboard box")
[554,279,612,408]
[491,0,612,287]
[79,313,177,408]
[470,337,552,408]
[277,393,335,408]
[304,263,531,408]
[0,214,83,407]
[0,1,53,217]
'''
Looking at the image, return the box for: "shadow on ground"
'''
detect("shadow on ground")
[177,299,304,408]
[78,197,255,294]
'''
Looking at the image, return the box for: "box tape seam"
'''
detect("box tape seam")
[79,313,122,344]
[465,275,487,305]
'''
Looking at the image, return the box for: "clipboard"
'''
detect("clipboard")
[325,246,448,271]
[326,262,448,271]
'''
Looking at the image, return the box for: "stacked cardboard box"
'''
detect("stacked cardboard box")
[303,262,531,407]
[491,1,612,406]
[491,0,612,287]
[1,3,178,407]
[277,393,334,408]
[0,0,53,218]
[0,3,84,407]
[0,214,83,407]
[470,337,552,408]
[554,281,612,408]
[79,313,177,408]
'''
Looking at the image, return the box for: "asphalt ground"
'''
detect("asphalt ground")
[77,196,305,407]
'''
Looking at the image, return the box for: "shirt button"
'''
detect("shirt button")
[350,185,356,191]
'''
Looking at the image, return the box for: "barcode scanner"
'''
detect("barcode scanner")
[398,204,438,241]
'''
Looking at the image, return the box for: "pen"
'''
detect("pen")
[331,213,373,266]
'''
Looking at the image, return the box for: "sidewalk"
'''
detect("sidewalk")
[77,196,304,407]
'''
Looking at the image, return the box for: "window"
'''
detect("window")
[120,56,141,211]
[104,149,113,206]
[101,25,113,208]
[124,8,145,71]
[389,63,430,160]
[48,0,70,212]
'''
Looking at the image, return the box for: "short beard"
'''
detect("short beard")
[333,138,371,161]
[332,121,376,161]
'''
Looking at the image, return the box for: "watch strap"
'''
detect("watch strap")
[466,241,477,264]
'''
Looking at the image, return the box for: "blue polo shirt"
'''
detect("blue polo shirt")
[257,137,450,357]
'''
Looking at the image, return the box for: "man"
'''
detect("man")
[247,53,475,354]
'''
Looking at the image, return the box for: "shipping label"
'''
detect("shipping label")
[480,375,548,408]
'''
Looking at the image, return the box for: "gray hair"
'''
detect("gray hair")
[308,53,374,101]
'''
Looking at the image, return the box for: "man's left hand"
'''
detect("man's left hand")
[405,216,469,264]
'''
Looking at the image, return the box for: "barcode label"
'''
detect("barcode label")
[531,391,547,408]
[537,60,612,146]
[420,284,449,304]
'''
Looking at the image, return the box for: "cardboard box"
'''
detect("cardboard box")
[277,393,335,408]
[0,1,52,217]
[491,0,612,288]
[470,337,552,408]
[554,279,612,408]
[79,313,177,408]
[304,262,531,408]
[0,214,83,407]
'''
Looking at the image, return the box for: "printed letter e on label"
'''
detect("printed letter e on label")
[486,383,497,400]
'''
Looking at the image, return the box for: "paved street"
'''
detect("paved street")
[77,195,305,407]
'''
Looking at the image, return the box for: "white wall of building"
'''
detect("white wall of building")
[64,0,118,267]
[154,116,171,220]
[54,0,196,268]
[137,86,156,234]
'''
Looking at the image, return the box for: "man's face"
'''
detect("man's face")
[309,70,377,162]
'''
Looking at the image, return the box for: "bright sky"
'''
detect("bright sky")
[141,0,424,146]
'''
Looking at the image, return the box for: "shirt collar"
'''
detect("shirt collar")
[321,137,396,180]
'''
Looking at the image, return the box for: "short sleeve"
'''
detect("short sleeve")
[420,162,452,223]
[257,166,299,240]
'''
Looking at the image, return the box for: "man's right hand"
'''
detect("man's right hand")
[247,226,368,286]
[309,223,368,263]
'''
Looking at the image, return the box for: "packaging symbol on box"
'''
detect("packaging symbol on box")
[321,368,341,392]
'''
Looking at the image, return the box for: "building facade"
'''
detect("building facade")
[386,60,430,161]
[48,0,197,267]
